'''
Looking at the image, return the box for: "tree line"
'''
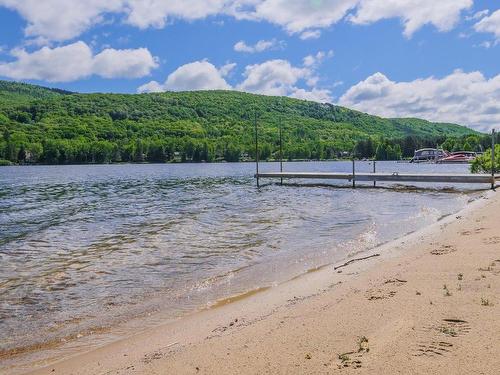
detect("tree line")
[354,134,492,161]
[2,128,492,165]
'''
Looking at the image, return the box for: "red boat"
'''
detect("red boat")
[436,151,477,164]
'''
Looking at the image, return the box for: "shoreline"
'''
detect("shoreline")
[10,189,498,374]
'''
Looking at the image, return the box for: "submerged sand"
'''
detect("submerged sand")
[19,191,500,374]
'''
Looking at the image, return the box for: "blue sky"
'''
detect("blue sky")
[0,0,498,130]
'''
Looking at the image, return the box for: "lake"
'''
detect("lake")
[0,161,484,371]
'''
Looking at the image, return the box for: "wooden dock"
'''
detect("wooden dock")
[253,119,498,189]
[255,171,500,185]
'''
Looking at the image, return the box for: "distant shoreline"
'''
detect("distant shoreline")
[0,158,412,167]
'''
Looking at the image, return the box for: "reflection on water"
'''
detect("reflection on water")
[0,161,479,369]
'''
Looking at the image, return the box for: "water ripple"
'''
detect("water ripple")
[0,162,474,360]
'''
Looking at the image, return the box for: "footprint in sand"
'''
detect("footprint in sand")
[483,236,500,245]
[460,227,486,236]
[366,290,396,300]
[334,338,369,369]
[142,351,165,364]
[414,341,453,357]
[437,319,471,337]
[431,245,456,256]
[414,319,470,358]
[366,279,406,300]
[336,351,364,369]
[478,261,500,276]
[422,318,471,337]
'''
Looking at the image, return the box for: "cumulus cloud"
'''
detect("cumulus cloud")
[465,9,489,21]
[236,54,332,101]
[123,0,229,29]
[219,62,237,77]
[303,50,334,68]
[237,59,309,96]
[139,52,333,102]
[136,80,165,93]
[0,41,158,82]
[233,39,280,53]
[299,30,322,40]
[92,47,159,78]
[0,0,227,42]
[339,70,500,131]
[0,0,123,42]
[0,0,474,42]
[290,88,333,103]
[248,0,358,35]
[349,0,473,38]
[138,60,231,93]
[473,9,500,41]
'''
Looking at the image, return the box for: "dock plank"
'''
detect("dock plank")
[256,172,500,184]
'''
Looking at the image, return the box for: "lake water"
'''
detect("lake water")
[0,161,485,371]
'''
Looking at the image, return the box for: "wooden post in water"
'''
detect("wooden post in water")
[352,159,356,188]
[254,111,260,188]
[492,129,496,190]
[373,160,376,187]
[279,117,283,185]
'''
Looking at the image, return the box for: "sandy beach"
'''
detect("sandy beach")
[20,190,500,374]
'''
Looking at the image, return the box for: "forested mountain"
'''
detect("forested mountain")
[0,80,72,107]
[0,80,484,165]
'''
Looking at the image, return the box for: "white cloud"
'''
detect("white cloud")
[93,48,159,78]
[474,9,500,41]
[0,0,123,42]
[249,0,358,35]
[465,9,489,21]
[299,30,322,40]
[477,41,493,49]
[237,59,308,96]
[136,80,165,93]
[290,88,332,103]
[139,53,333,103]
[0,41,158,82]
[138,60,231,93]
[349,0,473,38]
[234,39,280,53]
[303,50,334,68]
[339,70,500,131]
[236,57,332,101]
[0,0,228,42]
[219,62,237,77]
[239,0,472,38]
[0,0,474,42]
[123,0,229,29]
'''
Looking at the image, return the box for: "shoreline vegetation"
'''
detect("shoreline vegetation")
[21,190,499,375]
[3,152,498,176]
[0,80,488,167]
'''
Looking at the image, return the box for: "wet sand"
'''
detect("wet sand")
[22,191,500,374]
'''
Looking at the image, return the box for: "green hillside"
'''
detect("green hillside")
[0,79,484,164]
[0,80,72,107]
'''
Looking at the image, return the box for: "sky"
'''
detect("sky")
[0,0,498,131]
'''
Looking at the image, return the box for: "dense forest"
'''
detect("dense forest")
[0,80,487,165]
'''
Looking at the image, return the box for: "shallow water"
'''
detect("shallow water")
[0,161,482,369]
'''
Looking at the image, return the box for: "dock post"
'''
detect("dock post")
[254,111,259,188]
[492,129,496,190]
[279,117,283,186]
[373,160,376,187]
[352,159,356,188]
